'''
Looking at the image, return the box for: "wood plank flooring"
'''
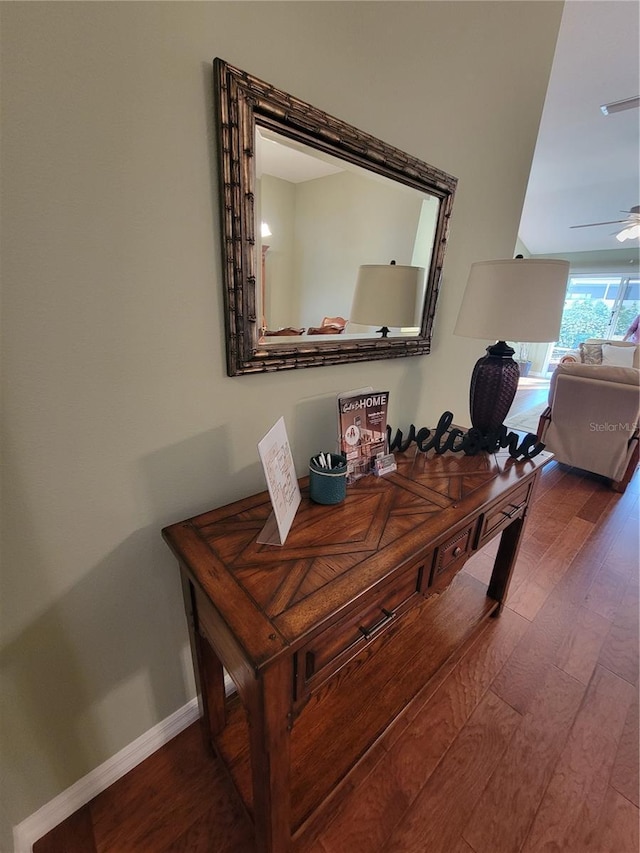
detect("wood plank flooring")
[35,427,639,852]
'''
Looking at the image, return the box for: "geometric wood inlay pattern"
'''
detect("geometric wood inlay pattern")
[195,446,511,629]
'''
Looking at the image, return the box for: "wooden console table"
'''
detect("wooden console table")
[162,445,551,852]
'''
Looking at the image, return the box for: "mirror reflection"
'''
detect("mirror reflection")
[213,58,457,375]
[256,128,439,341]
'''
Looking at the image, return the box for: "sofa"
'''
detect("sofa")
[537,339,639,492]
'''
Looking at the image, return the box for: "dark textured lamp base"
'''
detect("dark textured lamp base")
[469,341,520,434]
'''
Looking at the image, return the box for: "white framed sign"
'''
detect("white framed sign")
[257,417,301,546]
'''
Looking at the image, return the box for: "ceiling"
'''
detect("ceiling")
[257,129,344,183]
[518,0,640,256]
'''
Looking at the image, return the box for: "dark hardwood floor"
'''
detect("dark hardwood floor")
[35,396,638,852]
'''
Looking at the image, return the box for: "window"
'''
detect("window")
[549,273,639,366]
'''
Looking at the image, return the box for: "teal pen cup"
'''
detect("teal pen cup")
[309,453,348,504]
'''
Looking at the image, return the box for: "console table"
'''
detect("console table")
[162,445,551,852]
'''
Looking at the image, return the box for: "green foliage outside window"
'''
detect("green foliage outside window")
[614,302,640,338]
[557,299,610,348]
[557,298,640,348]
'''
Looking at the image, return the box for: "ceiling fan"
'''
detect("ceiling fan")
[570,205,640,241]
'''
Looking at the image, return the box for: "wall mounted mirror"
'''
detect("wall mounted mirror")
[214,58,457,376]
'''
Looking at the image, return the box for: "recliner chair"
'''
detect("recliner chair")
[537,339,639,492]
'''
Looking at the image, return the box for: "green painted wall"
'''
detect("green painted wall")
[0,1,563,846]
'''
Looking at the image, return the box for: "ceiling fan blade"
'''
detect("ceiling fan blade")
[570,219,629,229]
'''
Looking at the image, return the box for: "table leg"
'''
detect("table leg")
[180,571,226,743]
[487,515,526,613]
[195,631,227,741]
[246,659,293,853]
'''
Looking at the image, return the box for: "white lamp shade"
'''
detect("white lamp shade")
[454,258,569,343]
[350,264,424,329]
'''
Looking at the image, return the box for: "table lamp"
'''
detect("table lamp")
[454,256,569,433]
[350,262,424,337]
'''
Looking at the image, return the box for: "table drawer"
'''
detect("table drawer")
[475,481,532,547]
[429,523,475,591]
[296,558,428,698]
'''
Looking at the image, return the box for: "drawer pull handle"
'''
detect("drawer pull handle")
[453,546,463,558]
[359,608,396,640]
[501,503,523,519]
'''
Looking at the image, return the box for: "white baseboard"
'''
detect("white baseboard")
[12,697,200,853]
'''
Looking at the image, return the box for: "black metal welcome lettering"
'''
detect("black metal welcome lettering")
[387,411,546,460]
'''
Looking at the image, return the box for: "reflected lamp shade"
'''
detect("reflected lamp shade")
[350,264,424,337]
[454,258,569,433]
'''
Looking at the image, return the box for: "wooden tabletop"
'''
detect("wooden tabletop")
[162,446,550,668]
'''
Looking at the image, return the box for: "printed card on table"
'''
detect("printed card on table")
[257,417,301,546]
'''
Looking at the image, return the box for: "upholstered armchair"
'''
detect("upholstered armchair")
[537,339,639,492]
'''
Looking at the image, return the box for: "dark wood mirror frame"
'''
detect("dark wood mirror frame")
[214,58,458,377]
